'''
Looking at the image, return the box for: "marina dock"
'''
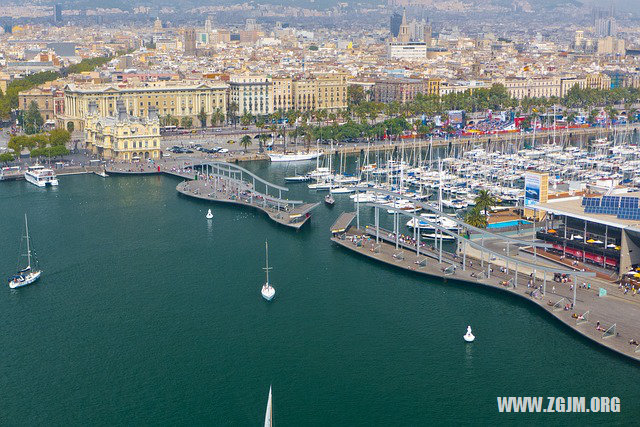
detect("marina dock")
[331,217,640,362]
[0,165,104,181]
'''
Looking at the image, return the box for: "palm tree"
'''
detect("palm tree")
[464,207,488,229]
[240,135,252,151]
[211,108,225,127]
[197,107,208,128]
[258,134,268,153]
[474,189,496,216]
[227,101,239,127]
[241,112,253,126]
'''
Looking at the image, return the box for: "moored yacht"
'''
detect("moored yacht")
[24,165,59,187]
[268,152,321,162]
[406,214,458,233]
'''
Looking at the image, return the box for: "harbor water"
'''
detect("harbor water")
[0,161,638,425]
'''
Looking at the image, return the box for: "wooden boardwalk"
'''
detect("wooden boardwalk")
[332,224,640,363]
[177,179,317,229]
[106,161,318,230]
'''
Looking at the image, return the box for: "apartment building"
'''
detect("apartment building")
[229,75,271,116]
[372,78,440,104]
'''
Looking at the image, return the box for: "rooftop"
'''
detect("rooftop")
[536,194,640,232]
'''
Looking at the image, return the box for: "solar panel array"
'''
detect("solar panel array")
[581,196,640,220]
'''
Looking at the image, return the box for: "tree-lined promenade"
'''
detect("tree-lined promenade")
[163,84,640,150]
[0,129,70,163]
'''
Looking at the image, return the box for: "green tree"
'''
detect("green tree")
[49,145,70,157]
[24,101,44,135]
[180,116,193,128]
[30,145,69,158]
[8,135,27,153]
[240,112,253,126]
[227,101,239,127]
[258,133,269,153]
[31,134,49,148]
[211,108,225,126]
[197,107,208,127]
[49,128,71,146]
[464,207,488,228]
[0,152,16,164]
[240,135,252,150]
[348,85,365,105]
[62,56,112,75]
[474,189,496,216]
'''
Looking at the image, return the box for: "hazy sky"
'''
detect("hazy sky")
[583,0,640,13]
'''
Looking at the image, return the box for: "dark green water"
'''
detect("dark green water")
[1,162,638,425]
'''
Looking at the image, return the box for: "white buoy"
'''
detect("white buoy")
[206,209,213,219]
[463,325,475,342]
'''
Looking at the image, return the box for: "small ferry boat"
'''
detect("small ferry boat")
[24,165,58,187]
[268,152,321,162]
[8,214,42,289]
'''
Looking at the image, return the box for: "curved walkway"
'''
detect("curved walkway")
[106,159,318,229]
[331,217,640,363]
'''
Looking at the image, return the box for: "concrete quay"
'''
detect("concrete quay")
[0,165,103,181]
[331,223,640,363]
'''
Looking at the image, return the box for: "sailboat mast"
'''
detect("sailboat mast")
[265,241,269,283]
[25,214,31,268]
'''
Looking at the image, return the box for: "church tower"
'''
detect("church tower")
[398,8,410,43]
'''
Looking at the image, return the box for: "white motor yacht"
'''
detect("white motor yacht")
[24,165,58,187]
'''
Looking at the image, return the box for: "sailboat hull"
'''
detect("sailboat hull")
[261,285,275,301]
[9,270,41,289]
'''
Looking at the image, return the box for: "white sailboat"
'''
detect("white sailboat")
[261,241,275,301]
[264,385,273,427]
[8,214,42,289]
[464,325,475,342]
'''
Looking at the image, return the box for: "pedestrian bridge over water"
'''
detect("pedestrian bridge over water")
[106,160,319,229]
